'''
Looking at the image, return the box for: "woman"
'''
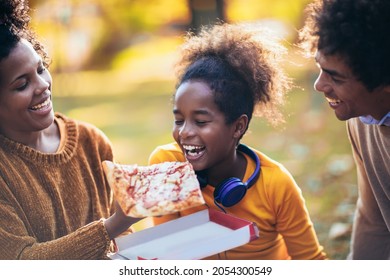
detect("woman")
[0,0,138,259]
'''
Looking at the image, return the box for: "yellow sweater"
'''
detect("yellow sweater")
[148,142,327,260]
[0,113,114,259]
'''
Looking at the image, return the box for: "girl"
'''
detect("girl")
[148,23,327,260]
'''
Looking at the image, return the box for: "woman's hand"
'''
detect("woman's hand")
[103,202,142,240]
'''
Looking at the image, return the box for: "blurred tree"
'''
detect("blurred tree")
[31,0,190,71]
[227,0,311,28]
[31,0,312,71]
[188,0,226,33]
[90,0,190,69]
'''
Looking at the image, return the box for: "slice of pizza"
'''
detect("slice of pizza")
[102,160,205,217]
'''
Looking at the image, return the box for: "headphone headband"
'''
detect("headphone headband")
[236,144,260,189]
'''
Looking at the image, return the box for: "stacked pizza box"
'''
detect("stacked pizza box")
[110,208,259,260]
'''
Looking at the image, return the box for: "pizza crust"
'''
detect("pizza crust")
[102,160,205,217]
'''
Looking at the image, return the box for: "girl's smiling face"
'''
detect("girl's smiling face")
[172,80,243,176]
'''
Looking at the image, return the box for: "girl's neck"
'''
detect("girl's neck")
[207,151,247,187]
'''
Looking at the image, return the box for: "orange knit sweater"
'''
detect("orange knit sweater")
[0,113,114,259]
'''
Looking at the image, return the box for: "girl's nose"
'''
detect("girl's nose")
[179,123,194,139]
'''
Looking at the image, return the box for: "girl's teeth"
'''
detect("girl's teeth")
[188,151,198,156]
[184,145,200,151]
[183,145,204,155]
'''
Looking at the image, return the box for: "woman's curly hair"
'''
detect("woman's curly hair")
[299,0,390,91]
[174,22,292,127]
[0,0,50,66]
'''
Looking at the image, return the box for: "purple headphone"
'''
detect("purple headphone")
[196,144,261,212]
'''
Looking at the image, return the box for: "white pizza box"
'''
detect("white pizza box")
[110,208,259,260]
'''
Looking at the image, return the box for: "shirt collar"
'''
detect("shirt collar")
[359,112,390,126]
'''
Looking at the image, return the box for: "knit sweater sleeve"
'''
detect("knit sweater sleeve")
[0,202,112,260]
[0,114,115,259]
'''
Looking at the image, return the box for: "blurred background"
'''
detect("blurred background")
[29,0,357,259]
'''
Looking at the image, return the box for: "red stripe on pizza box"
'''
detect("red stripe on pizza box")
[208,208,259,241]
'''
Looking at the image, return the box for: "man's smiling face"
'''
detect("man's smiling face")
[314,50,388,121]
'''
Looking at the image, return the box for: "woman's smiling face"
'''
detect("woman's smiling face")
[172,80,239,172]
[0,39,53,139]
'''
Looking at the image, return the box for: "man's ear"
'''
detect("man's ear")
[233,114,249,139]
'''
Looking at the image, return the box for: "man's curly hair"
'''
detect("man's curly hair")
[175,22,292,127]
[0,0,50,66]
[299,0,390,91]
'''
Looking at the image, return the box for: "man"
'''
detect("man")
[299,0,390,259]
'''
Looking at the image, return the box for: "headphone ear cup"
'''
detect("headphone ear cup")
[214,177,247,207]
